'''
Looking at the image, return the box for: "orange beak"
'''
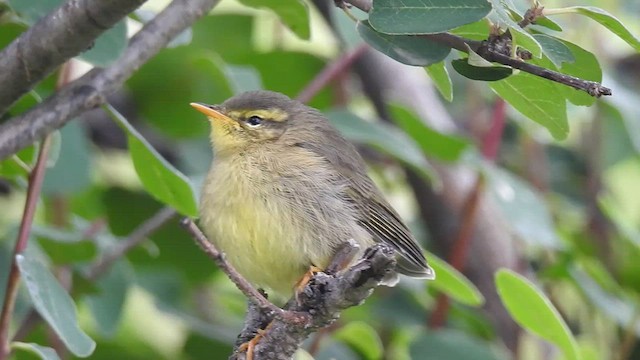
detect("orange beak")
[189,103,233,123]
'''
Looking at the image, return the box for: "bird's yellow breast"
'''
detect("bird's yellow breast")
[198,147,364,298]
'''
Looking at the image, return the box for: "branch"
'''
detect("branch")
[0,0,221,161]
[341,0,612,97]
[179,219,396,359]
[0,0,146,115]
[0,135,52,360]
[86,206,176,280]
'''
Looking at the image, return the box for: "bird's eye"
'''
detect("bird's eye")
[246,115,263,127]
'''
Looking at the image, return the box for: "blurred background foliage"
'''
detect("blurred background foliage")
[1,0,640,359]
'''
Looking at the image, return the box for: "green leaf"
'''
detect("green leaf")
[127,48,234,138]
[37,238,97,265]
[495,269,579,360]
[79,20,127,67]
[533,34,575,68]
[17,254,96,357]
[450,20,491,41]
[489,71,568,140]
[238,0,310,40]
[564,6,640,52]
[8,0,57,24]
[410,329,505,360]
[451,59,512,81]
[484,166,562,249]
[556,40,601,107]
[105,105,198,217]
[42,122,91,195]
[369,0,492,35]
[427,252,485,306]
[357,21,450,66]
[334,321,383,360]
[389,104,470,162]
[86,261,131,337]
[425,62,453,101]
[12,342,61,360]
[225,65,263,94]
[326,110,435,181]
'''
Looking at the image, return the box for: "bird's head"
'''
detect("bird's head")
[191,90,307,154]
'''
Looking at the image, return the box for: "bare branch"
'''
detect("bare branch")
[0,0,221,161]
[0,0,146,115]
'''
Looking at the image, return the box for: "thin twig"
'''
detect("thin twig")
[179,218,288,319]
[0,134,52,360]
[86,207,177,280]
[296,44,369,103]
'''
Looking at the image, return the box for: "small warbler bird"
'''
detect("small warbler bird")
[191,90,434,299]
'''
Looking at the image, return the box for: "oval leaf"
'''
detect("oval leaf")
[17,255,96,357]
[334,321,383,360]
[452,59,512,81]
[238,0,310,40]
[427,252,485,306]
[425,62,453,102]
[105,105,199,217]
[370,0,492,35]
[567,6,640,52]
[12,342,61,360]
[489,71,568,140]
[357,21,450,66]
[495,269,580,360]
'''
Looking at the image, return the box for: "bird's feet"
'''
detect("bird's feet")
[237,322,273,360]
[294,265,322,304]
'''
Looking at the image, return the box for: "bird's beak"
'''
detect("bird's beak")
[190,103,234,124]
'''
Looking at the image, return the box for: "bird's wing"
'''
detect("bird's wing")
[290,120,433,279]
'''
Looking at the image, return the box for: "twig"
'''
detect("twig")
[0,0,147,115]
[0,134,52,360]
[340,0,612,97]
[86,207,176,280]
[0,0,221,160]
[179,218,288,320]
[296,44,369,104]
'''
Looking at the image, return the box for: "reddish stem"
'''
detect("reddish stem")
[296,44,368,104]
[0,135,52,359]
[481,98,506,162]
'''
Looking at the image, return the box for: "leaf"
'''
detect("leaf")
[425,62,453,101]
[369,0,492,35]
[489,71,568,140]
[495,269,579,360]
[334,321,383,360]
[225,65,263,94]
[127,48,234,138]
[17,254,96,357]
[42,122,92,195]
[389,104,470,162]
[238,0,310,40]
[565,6,640,52]
[105,105,198,217]
[326,110,435,181]
[484,166,562,249]
[451,59,512,81]
[450,20,491,41]
[426,252,485,306]
[556,40,602,107]
[410,329,505,360]
[12,342,61,360]
[357,21,450,66]
[8,0,57,24]
[86,261,131,337]
[79,20,127,67]
[533,34,575,68]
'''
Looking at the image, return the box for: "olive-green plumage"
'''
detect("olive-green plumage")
[193,90,434,298]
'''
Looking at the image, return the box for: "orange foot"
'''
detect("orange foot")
[238,322,273,360]
[294,265,322,304]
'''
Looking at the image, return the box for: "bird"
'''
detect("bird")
[191,90,435,300]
